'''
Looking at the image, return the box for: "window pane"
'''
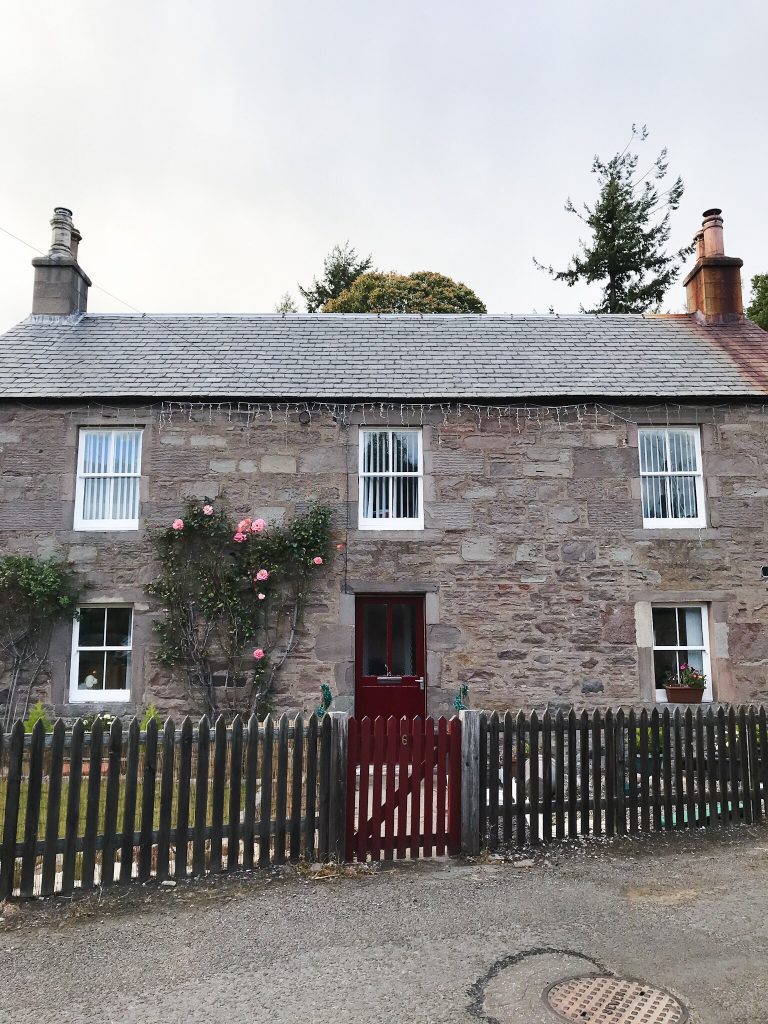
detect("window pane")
[111,476,140,521]
[114,430,141,474]
[679,607,703,647]
[653,649,678,688]
[363,431,388,474]
[668,476,698,519]
[668,430,697,472]
[362,603,388,675]
[362,475,390,519]
[104,650,130,690]
[106,608,132,647]
[652,607,677,647]
[392,432,419,473]
[391,603,417,675]
[639,429,667,473]
[641,476,668,520]
[77,654,105,691]
[79,607,106,647]
[83,477,111,521]
[680,650,704,674]
[393,476,419,520]
[82,431,110,474]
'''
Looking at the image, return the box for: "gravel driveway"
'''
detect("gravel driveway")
[1,825,767,1024]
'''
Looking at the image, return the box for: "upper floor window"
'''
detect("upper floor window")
[74,428,143,531]
[70,605,133,703]
[359,429,423,530]
[638,427,705,528]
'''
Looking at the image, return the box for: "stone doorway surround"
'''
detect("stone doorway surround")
[337,580,452,717]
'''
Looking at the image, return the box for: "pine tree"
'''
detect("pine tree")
[746,274,768,331]
[298,242,373,312]
[536,126,693,313]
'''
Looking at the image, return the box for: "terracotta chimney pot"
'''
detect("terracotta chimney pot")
[683,208,743,324]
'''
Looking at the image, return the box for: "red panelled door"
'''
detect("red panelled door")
[355,594,426,720]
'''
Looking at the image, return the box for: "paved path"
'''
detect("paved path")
[1,825,767,1024]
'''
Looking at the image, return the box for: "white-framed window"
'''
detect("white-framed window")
[74,428,143,531]
[638,426,705,528]
[652,604,712,702]
[70,606,133,703]
[358,429,424,530]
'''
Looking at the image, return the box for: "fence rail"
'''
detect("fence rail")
[0,712,346,898]
[475,705,768,849]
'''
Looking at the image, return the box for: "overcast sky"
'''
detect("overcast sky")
[1,1,766,331]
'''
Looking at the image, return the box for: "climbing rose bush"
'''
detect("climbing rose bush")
[148,499,332,718]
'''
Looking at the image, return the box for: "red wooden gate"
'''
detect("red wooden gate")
[345,715,461,861]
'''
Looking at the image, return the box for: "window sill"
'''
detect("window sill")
[68,692,132,704]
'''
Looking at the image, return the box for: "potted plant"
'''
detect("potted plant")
[664,663,706,704]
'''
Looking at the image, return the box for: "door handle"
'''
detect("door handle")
[416,677,425,690]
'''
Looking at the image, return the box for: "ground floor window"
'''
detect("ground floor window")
[651,604,712,701]
[70,606,133,702]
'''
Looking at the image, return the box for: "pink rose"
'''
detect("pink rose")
[202,505,214,516]
[233,532,247,543]
[172,519,184,531]
[251,518,266,533]
[313,556,323,565]
[258,592,266,601]
[256,568,269,581]
[237,518,252,533]
[336,543,344,551]
[253,648,265,660]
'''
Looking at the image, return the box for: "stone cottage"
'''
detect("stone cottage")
[0,206,766,720]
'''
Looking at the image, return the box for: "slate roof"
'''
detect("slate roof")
[0,312,766,400]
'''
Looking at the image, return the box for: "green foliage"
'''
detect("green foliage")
[23,700,53,733]
[147,499,333,718]
[536,125,693,313]
[315,683,333,718]
[746,274,768,331]
[324,270,486,314]
[0,555,81,727]
[80,710,117,730]
[299,242,373,312]
[275,292,298,313]
[140,703,162,729]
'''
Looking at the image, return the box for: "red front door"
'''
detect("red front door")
[355,594,426,720]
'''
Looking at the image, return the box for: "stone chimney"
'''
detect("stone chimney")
[31,207,91,316]
[683,208,743,324]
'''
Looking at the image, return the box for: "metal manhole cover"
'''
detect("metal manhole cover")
[544,974,687,1024]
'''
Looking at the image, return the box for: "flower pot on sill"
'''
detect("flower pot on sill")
[664,685,705,704]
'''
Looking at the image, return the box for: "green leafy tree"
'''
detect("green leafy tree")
[0,555,81,727]
[147,500,332,718]
[299,242,373,312]
[747,274,768,331]
[275,292,298,313]
[324,270,486,313]
[536,126,693,313]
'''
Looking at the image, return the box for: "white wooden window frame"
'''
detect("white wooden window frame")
[74,428,143,531]
[69,605,133,703]
[358,428,424,531]
[638,426,706,529]
[652,603,712,703]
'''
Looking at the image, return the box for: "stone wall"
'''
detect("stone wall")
[0,399,767,719]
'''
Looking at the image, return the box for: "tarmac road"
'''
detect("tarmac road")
[1,824,767,1024]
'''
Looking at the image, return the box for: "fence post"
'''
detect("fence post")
[328,711,349,861]
[459,710,481,856]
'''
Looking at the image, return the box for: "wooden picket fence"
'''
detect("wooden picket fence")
[477,705,768,849]
[0,712,346,898]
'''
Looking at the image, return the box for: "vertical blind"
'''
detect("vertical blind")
[639,428,701,522]
[79,429,142,524]
[361,430,421,522]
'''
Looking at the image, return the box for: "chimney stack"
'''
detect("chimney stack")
[31,207,91,316]
[683,208,743,324]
